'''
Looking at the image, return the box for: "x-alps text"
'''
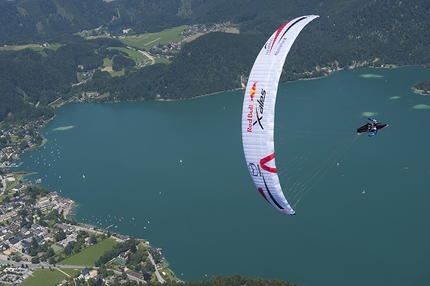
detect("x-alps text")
[247,87,266,132]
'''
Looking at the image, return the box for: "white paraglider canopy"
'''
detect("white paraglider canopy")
[241,15,319,215]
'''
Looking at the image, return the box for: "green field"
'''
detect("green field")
[51,244,63,253]
[58,238,118,266]
[119,25,189,50]
[107,47,148,61]
[20,269,68,286]
[61,268,81,277]
[0,44,61,52]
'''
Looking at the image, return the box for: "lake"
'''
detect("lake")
[18,66,430,285]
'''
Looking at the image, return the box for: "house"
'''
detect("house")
[9,237,19,245]
[10,216,23,226]
[20,240,31,251]
[12,184,25,192]
[36,197,52,211]
[54,223,68,231]
[79,268,90,279]
[119,251,128,259]
[31,223,42,230]
[21,227,30,235]
[16,233,31,241]
[3,233,13,241]
[44,232,54,241]
[5,174,15,181]
[143,272,152,281]
[33,228,43,236]
[35,236,44,245]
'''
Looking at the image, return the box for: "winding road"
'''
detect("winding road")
[138,49,155,65]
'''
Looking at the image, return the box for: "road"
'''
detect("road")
[0,175,5,194]
[148,252,165,283]
[138,49,155,65]
[0,255,147,284]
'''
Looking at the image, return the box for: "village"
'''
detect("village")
[0,172,170,285]
[0,120,45,170]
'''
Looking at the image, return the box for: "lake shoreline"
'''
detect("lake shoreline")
[9,65,430,284]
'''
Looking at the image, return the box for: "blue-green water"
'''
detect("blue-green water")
[17,66,430,285]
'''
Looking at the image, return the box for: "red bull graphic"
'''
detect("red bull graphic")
[246,81,267,132]
[250,81,257,101]
[246,82,257,132]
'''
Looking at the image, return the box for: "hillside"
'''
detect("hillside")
[0,0,116,44]
[0,0,429,124]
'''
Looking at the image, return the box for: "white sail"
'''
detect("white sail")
[241,15,319,215]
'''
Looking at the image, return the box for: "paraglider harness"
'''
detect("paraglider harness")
[367,118,378,137]
[356,118,388,136]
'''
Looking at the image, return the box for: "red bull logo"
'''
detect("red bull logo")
[246,82,257,132]
[249,81,257,101]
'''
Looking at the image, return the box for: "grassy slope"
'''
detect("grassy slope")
[119,25,189,50]
[20,269,68,286]
[58,238,118,266]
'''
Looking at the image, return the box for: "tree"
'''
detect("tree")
[130,243,137,254]
[46,247,55,258]
[18,209,28,217]
[64,242,74,255]
[55,230,67,242]
[121,270,127,280]
[73,242,82,254]
[134,263,142,272]
[98,264,107,277]
[31,237,39,249]
[87,278,97,286]
[112,54,135,71]
[90,234,98,245]
[31,257,40,264]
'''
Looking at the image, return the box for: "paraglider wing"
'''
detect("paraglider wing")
[357,123,389,133]
[241,15,319,215]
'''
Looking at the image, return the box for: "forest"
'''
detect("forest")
[413,79,430,95]
[0,0,429,126]
[155,275,302,286]
[0,36,124,124]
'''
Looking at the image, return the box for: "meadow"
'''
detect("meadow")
[0,44,61,52]
[58,238,118,266]
[119,25,189,50]
[108,47,147,61]
[20,268,80,286]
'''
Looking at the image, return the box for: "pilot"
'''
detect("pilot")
[367,118,378,137]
